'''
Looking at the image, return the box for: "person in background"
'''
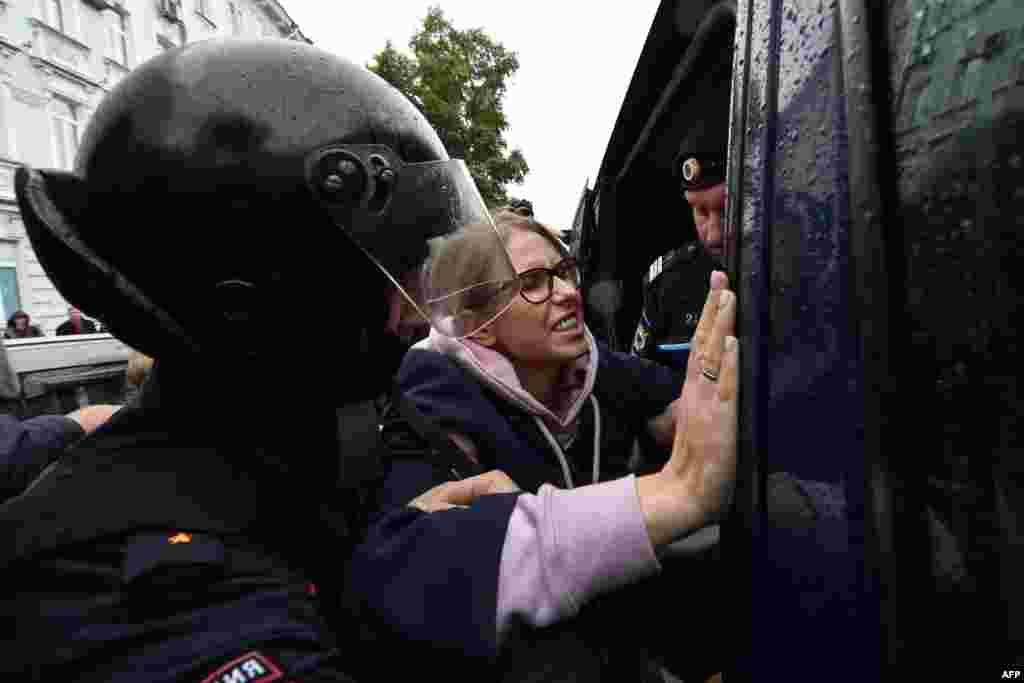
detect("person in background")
[2,328,121,500]
[5,311,44,339]
[630,77,728,368]
[1,404,121,502]
[0,335,20,402]
[627,74,730,481]
[56,307,99,336]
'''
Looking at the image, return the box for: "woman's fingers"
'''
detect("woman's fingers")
[408,470,521,513]
[426,503,469,512]
[719,336,740,403]
[709,269,729,291]
[689,281,721,366]
[687,271,730,385]
[474,470,521,495]
[700,289,735,382]
[660,272,740,533]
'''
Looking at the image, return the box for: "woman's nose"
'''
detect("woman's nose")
[552,275,580,301]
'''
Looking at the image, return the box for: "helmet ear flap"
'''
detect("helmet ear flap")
[15,168,197,358]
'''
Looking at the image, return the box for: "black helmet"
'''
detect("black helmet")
[15,38,519,373]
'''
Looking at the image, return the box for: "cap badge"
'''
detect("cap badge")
[682,157,702,183]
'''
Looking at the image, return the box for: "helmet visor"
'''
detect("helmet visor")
[331,156,520,339]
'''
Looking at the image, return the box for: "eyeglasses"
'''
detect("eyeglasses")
[517,257,581,304]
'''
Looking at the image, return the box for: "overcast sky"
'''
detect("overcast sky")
[283,1,660,229]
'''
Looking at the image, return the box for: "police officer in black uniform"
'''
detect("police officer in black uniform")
[631,79,730,371]
[631,71,855,538]
[0,38,521,682]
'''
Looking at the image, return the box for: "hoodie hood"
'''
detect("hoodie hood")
[417,326,599,434]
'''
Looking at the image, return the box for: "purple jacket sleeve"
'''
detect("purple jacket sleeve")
[496,475,661,643]
[1,413,83,500]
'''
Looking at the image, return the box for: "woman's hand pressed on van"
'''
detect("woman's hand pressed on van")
[636,271,739,547]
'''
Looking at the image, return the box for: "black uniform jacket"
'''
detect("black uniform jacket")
[631,242,717,369]
[0,401,358,682]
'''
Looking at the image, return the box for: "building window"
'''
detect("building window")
[1,86,18,161]
[43,0,64,30]
[158,0,183,22]
[228,2,244,35]
[0,242,21,326]
[38,0,80,37]
[51,97,80,171]
[106,10,130,64]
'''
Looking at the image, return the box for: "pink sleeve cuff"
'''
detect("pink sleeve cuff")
[496,475,661,643]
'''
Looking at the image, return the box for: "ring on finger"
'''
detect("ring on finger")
[701,366,720,382]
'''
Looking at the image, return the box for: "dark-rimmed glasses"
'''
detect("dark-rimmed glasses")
[517,257,581,304]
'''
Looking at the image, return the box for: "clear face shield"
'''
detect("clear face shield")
[307,145,521,339]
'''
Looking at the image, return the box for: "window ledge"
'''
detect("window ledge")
[27,17,91,54]
[195,10,216,29]
[103,55,130,71]
[1,158,20,203]
[29,54,104,93]
[0,34,19,59]
[156,33,180,51]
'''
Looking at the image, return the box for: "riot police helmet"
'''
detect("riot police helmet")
[14,38,520,371]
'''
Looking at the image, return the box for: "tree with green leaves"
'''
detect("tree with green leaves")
[369,6,529,209]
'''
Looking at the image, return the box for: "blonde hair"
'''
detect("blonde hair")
[425,211,570,334]
[491,210,569,259]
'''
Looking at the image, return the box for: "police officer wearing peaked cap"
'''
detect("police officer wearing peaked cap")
[0,38,523,682]
[631,77,730,366]
[635,66,853,551]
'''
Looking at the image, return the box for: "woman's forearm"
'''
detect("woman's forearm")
[635,470,705,548]
[496,476,661,642]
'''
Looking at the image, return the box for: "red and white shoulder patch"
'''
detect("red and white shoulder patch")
[199,652,284,683]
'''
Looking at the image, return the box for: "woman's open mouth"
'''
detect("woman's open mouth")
[553,315,580,332]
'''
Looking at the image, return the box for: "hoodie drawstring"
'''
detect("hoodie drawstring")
[534,394,603,489]
[589,394,602,485]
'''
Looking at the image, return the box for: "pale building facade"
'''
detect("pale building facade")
[0,0,308,334]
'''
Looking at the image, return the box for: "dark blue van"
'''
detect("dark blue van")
[575,0,1023,678]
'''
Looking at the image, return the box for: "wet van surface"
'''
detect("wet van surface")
[579,0,1023,677]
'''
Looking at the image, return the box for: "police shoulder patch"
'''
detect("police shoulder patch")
[200,652,284,683]
[633,316,651,354]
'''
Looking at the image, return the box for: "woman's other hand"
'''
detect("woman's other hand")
[409,470,522,513]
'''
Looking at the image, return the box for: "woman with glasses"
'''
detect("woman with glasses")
[347,209,738,683]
